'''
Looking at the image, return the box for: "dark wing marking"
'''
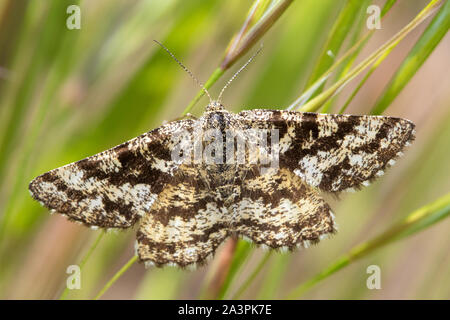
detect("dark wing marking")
[29,120,195,228]
[233,167,336,249]
[136,164,229,268]
[238,110,415,192]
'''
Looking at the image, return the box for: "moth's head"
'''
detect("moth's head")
[203,101,232,130]
[206,100,225,112]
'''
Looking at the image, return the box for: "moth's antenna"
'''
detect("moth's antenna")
[153,40,213,103]
[217,44,263,103]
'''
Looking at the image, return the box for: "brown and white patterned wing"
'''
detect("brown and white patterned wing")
[238,110,415,193]
[233,167,336,249]
[29,120,195,228]
[136,165,229,268]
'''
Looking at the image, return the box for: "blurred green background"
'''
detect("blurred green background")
[0,0,449,299]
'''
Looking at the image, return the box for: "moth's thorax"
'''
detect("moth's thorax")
[202,107,234,131]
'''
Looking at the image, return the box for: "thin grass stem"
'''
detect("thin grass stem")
[93,255,138,300]
[59,230,106,300]
[284,192,450,299]
[231,251,272,300]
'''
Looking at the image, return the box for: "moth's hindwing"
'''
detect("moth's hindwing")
[136,164,229,268]
[235,167,336,250]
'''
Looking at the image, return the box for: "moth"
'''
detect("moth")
[29,43,415,268]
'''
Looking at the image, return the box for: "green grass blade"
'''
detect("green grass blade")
[320,0,398,113]
[305,0,368,92]
[182,67,224,115]
[135,267,185,299]
[60,231,105,300]
[380,0,397,16]
[220,0,294,71]
[231,251,272,300]
[319,0,371,113]
[371,0,450,115]
[215,240,253,299]
[184,0,294,113]
[256,253,291,299]
[298,0,443,113]
[288,3,390,112]
[93,255,138,300]
[338,46,394,114]
[284,192,450,299]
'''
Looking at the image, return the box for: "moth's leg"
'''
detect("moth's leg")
[168,113,198,122]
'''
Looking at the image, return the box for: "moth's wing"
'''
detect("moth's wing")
[136,165,229,268]
[238,110,415,192]
[29,120,195,228]
[233,167,336,249]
